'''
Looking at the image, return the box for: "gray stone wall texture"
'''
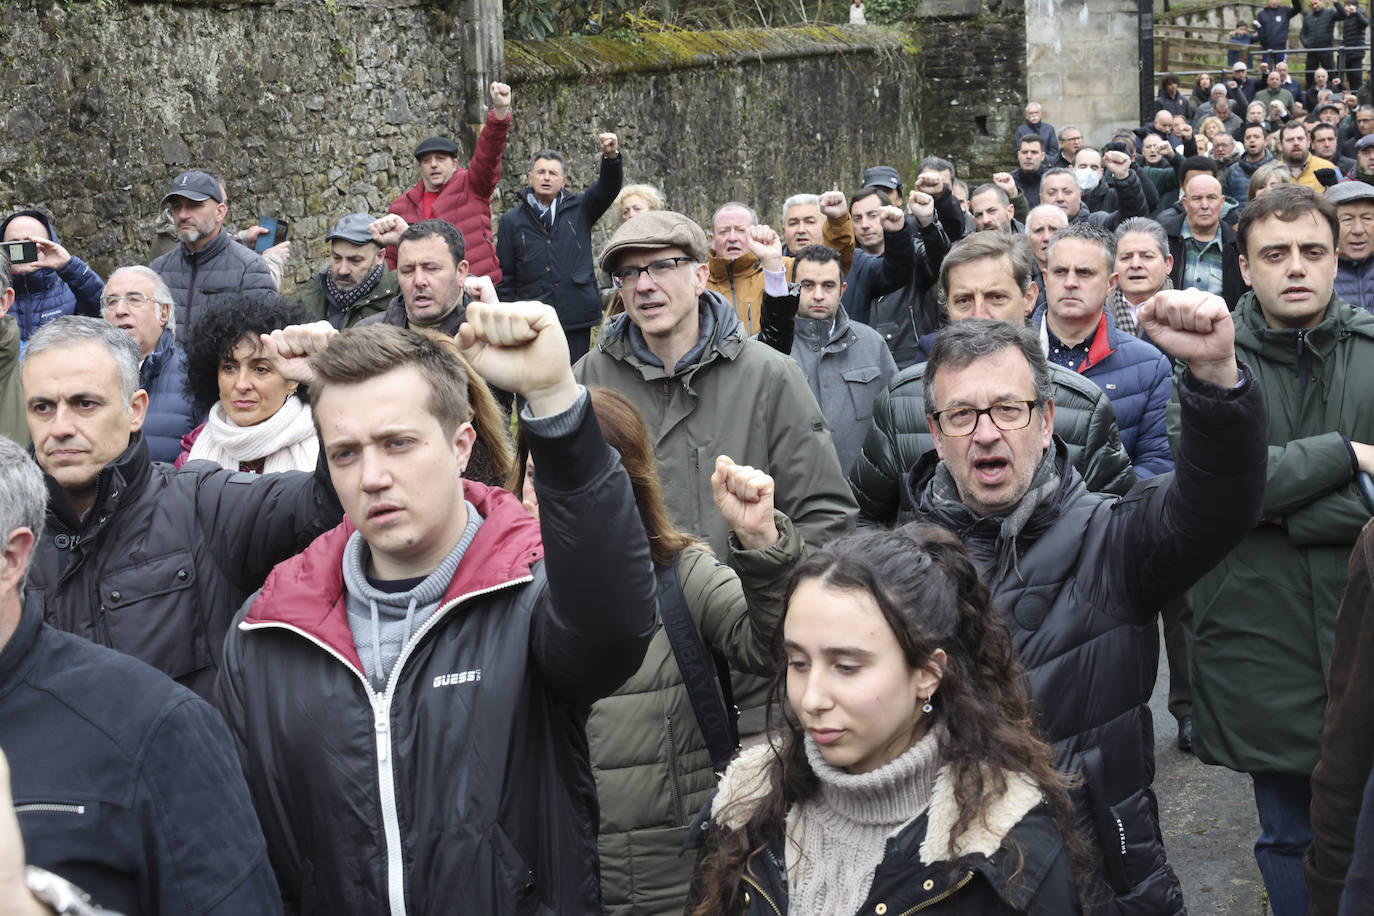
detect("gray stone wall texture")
[0,1,935,290]
[0,0,490,288]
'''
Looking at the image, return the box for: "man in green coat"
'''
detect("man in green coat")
[1188,183,1374,916]
[0,252,26,447]
[295,213,398,329]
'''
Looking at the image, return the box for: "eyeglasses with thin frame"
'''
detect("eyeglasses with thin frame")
[931,400,1039,437]
[100,292,157,309]
[610,256,694,290]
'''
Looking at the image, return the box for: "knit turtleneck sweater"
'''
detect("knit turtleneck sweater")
[789,728,941,914]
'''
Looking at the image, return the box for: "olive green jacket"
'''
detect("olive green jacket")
[1186,291,1374,775]
[591,514,802,916]
[295,268,398,330]
[0,317,28,447]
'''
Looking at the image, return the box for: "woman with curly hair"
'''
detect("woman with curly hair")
[176,292,317,472]
[687,525,1095,915]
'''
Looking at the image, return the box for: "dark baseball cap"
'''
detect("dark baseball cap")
[161,170,222,205]
[413,137,460,159]
[862,165,903,191]
[598,211,709,272]
[325,213,378,245]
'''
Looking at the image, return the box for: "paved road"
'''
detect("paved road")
[1151,621,1271,914]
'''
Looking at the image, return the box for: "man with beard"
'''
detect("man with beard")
[296,213,399,329]
[148,169,275,340]
[1281,121,1338,189]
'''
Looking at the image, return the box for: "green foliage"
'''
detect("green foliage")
[863,0,918,24]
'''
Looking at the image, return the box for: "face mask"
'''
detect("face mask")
[1074,168,1101,192]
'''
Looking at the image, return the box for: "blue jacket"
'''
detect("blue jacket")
[0,210,104,341]
[5,593,281,915]
[1337,254,1374,316]
[1034,305,1175,477]
[139,328,198,463]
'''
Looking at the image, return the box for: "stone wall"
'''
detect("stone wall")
[914,0,1030,182]
[1026,0,1142,147]
[1,2,930,290]
[0,0,495,288]
[500,27,921,244]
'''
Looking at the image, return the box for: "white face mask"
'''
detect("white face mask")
[1074,168,1102,192]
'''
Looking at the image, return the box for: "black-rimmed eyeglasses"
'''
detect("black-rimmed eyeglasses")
[610,257,694,290]
[930,400,1039,437]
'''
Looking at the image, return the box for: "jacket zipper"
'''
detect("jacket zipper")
[664,715,684,822]
[897,870,974,914]
[241,573,533,916]
[15,803,85,814]
[741,874,784,915]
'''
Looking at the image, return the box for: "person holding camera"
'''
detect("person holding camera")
[0,210,104,344]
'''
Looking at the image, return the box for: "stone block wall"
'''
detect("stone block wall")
[1026,0,1142,146]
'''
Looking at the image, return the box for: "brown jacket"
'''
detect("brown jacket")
[706,214,854,334]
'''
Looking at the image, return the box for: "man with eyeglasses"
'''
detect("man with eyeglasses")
[575,210,857,739]
[908,294,1264,915]
[148,169,275,341]
[100,266,195,463]
[1055,125,1083,169]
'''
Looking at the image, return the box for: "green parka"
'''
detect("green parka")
[591,514,802,916]
[295,267,398,329]
[1189,291,1374,775]
[0,316,28,447]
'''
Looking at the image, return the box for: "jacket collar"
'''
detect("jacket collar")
[181,228,230,262]
[598,290,746,376]
[243,479,544,674]
[707,252,761,285]
[793,307,853,350]
[42,432,153,535]
[140,329,177,386]
[1233,289,1374,358]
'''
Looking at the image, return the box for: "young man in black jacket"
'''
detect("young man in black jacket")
[218,308,658,916]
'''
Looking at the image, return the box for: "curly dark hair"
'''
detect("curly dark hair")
[182,292,310,418]
[689,525,1102,914]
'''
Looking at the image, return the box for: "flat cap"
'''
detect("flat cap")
[598,211,709,272]
[1327,181,1374,204]
[326,213,378,245]
[413,136,460,159]
[1358,134,1374,150]
[161,170,222,205]
[862,165,903,191]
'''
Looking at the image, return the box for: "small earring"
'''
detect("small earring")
[921,695,934,715]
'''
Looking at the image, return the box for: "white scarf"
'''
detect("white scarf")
[187,396,319,473]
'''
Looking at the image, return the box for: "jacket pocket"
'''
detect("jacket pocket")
[98,549,208,681]
[842,366,884,421]
[1076,745,1132,894]
[482,822,554,915]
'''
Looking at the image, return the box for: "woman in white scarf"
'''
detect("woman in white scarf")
[176,294,318,473]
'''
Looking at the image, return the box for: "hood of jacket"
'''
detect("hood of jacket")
[243,479,544,674]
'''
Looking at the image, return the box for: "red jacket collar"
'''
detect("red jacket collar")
[1079,312,1116,373]
[243,480,545,674]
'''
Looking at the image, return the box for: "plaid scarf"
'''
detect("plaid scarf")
[324,261,384,311]
[1105,276,1173,338]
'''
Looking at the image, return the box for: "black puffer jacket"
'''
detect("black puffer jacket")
[26,431,342,700]
[849,361,1136,526]
[217,402,658,916]
[904,367,1267,914]
[495,153,622,331]
[149,229,276,341]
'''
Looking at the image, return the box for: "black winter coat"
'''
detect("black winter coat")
[849,360,1136,526]
[4,597,282,916]
[26,432,342,700]
[495,154,622,330]
[217,402,659,916]
[904,367,1268,914]
[149,229,276,341]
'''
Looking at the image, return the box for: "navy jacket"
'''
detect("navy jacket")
[495,153,622,331]
[1033,306,1175,478]
[0,210,104,341]
[139,328,197,464]
[1337,254,1374,315]
[4,594,281,915]
[1256,0,1303,48]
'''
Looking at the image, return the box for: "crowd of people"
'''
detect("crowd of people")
[0,59,1373,916]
